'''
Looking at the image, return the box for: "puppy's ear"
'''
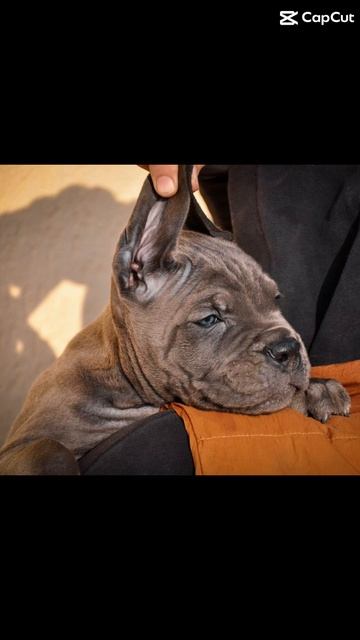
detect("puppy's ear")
[112,165,232,298]
[113,165,191,297]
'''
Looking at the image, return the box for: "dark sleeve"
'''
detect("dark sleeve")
[79,411,195,475]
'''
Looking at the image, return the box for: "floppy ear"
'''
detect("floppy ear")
[112,165,232,297]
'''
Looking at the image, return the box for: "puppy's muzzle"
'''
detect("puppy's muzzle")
[264,337,301,368]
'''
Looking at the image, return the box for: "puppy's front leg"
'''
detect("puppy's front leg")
[291,378,351,423]
[0,439,80,475]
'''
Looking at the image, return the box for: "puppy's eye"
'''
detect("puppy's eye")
[195,314,221,328]
[275,292,282,301]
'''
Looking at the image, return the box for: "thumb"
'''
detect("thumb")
[148,165,178,197]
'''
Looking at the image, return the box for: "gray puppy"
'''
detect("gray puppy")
[0,166,351,474]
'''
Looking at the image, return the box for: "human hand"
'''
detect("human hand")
[138,165,205,197]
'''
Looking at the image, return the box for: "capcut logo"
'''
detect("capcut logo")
[280,10,355,26]
[280,10,298,25]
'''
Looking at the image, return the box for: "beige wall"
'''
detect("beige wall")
[0,165,210,444]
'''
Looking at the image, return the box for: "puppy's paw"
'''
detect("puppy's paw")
[305,378,351,423]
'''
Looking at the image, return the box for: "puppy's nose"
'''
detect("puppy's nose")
[265,338,300,366]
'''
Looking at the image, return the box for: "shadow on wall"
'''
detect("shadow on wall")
[0,186,134,444]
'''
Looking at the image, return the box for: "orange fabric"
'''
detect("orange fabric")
[167,360,360,475]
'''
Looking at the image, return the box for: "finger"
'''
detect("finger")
[148,165,178,196]
[192,164,206,191]
[138,164,206,194]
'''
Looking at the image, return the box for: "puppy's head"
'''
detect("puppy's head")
[111,166,310,413]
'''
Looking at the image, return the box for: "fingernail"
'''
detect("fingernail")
[156,176,176,196]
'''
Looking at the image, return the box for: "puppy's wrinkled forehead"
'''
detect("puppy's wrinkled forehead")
[178,231,277,299]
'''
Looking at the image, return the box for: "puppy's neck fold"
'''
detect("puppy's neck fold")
[109,302,165,408]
